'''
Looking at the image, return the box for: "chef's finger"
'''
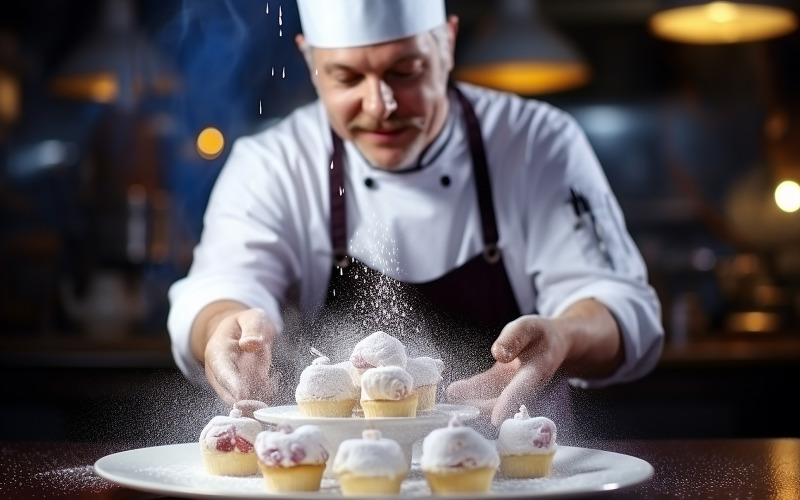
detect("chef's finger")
[491,316,546,363]
[233,399,269,418]
[446,363,508,401]
[205,358,240,406]
[491,364,543,427]
[237,349,274,402]
[238,309,276,352]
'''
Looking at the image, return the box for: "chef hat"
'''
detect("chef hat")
[296,0,446,49]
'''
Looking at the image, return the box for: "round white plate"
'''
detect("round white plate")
[95,442,653,499]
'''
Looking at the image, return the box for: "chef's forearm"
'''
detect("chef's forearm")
[190,300,249,362]
[555,299,625,379]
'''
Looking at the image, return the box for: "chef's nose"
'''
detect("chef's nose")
[363,78,397,121]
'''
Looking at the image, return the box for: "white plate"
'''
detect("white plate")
[95,442,653,499]
[254,404,479,475]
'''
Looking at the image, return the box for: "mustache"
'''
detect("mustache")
[347,115,425,133]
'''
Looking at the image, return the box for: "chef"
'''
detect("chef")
[167,0,664,431]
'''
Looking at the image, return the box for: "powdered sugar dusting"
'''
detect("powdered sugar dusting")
[333,429,409,478]
[361,366,414,401]
[295,356,360,401]
[32,466,111,494]
[497,407,558,456]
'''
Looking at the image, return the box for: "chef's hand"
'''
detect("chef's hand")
[447,299,623,427]
[446,315,567,427]
[192,301,279,406]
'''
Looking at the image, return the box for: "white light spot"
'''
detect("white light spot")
[775,180,800,213]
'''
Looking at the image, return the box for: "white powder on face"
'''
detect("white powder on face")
[497,406,558,456]
[360,366,413,401]
[333,429,409,478]
[295,357,360,401]
[420,418,500,471]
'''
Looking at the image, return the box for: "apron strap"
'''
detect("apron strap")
[329,130,350,268]
[449,85,500,260]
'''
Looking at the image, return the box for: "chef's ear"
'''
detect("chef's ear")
[444,15,459,72]
[295,34,317,84]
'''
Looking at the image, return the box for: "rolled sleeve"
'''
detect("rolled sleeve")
[549,280,664,389]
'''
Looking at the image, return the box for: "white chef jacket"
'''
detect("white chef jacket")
[168,82,664,389]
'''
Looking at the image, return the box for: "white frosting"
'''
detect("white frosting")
[255,425,330,467]
[406,356,444,386]
[333,429,409,477]
[295,356,360,401]
[338,360,363,387]
[350,331,407,370]
[199,409,263,452]
[360,366,414,401]
[497,406,558,456]
[420,417,500,471]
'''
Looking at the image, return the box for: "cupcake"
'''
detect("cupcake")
[296,355,360,417]
[405,356,444,413]
[497,405,557,478]
[333,429,409,496]
[199,408,263,476]
[360,366,418,418]
[420,417,499,494]
[254,425,330,493]
[349,331,407,386]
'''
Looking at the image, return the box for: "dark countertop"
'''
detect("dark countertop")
[1,438,798,499]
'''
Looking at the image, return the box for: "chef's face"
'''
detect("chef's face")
[297,16,458,170]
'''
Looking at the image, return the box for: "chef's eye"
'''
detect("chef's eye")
[387,60,424,80]
[332,71,362,85]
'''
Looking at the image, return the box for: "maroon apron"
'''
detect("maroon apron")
[317,86,523,381]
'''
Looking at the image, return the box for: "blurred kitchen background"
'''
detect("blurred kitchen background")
[1,0,799,444]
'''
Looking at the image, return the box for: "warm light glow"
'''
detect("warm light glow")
[196,127,225,160]
[650,2,798,44]
[454,61,590,96]
[767,440,800,500]
[0,71,21,124]
[726,311,781,333]
[774,180,800,213]
[50,72,119,103]
[706,2,738,24]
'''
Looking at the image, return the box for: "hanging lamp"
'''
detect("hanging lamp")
[50,0,179,107]
[454,0,590,96]
[649,1,798,44]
